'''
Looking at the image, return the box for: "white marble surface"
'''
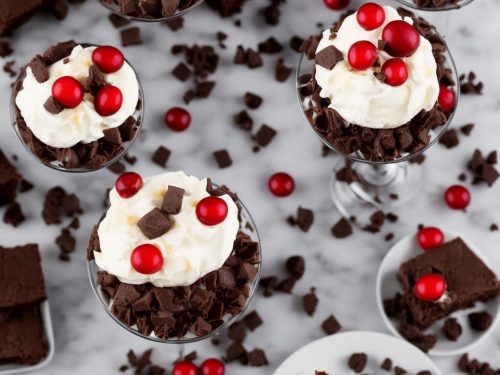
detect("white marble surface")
[0,0,499,374]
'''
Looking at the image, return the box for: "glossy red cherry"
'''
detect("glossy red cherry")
[115,172,143,198]
[165,107,191,132]
[381,58,408,86]
[196,197,228,226]
[415,274,446,302]
[381,20,420,57]
[92,46,124,74]
[51,76,84,109]
[357,2,385,30]
[95,85,123,116]
[444,185,471,210]
[417,227,444,250]
[201,358,225,375]
[172,361,198,375]
[268,172,295,197]
[131,244,164,274]
[438,84,455,112]
[324,0,349,10]
[347,40,377,70]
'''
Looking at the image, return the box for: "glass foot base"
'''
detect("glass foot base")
[330,159,425,227]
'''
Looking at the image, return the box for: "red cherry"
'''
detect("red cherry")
[92,46,124,74]
[51,76,84,109]
[444,185,471,210]
[201,358,225,375]
[357,2,385,31]
[165,107,191,132]
[415,274,446,302]
[268,172,295,197]
[131,244,164,274]
[172,361,198,375]
[347,41,377,70]
[381,20,420,57]
[95,85,123,116]
[324,0,349,10]
[438,84,455,112]
[381,58,408,86]
[196,197,228,226]
[417,227,444,250]
[115,172,143,198]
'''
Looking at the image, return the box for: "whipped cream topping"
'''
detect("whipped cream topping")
[315,6,439,129]
[95,171,240,288]
[15,45,139,148]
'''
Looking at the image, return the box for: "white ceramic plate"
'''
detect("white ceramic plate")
[376,231,500,356]
[0,302,55,375]
[274,331,442,375]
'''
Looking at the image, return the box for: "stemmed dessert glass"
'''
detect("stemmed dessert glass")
[10,46,144,173]
[96,0,205,22]
[296,40,459,225]
[87,195,261,351]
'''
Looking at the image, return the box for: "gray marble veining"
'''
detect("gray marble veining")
[0,0,499,374]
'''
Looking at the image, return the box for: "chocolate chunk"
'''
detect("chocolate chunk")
[85,65,107,96]
[227,322,246,342]
[381,358,392,370]
[3,201,25,227]
[43,96,64,114]
[439,129,459,149]
[254,124,276,147]
[442,317,462,341]
[315,45,343,70]
[28,55,49,83]
[248,348,268,367]
[348,353,367,373]
[47,0,68,20]
[56,228,76,254]
[260,275,278,297]
[43,40,77,64]
[62,194,81,217]
[165,17,184,31]
[258,36,282,54]
[487,151,497,164]
[399,324,437,353]
[468,311,492,331]
[195,81,216,98]
[275,58,292,82]
[225,342,247,362]
[120,27,142,47]
[460,123,474,136]
[481,163,499,187]
[331,217,353,238]
[108,13,131,28]
[394,367,407,375]
[303,288,318,316]
[42,186,67,225]
[217,267,236,289]
[244,92,262,110]
[161,185,184,215]
[103,128,123,146]
[235,262,258,281]
[108,161,126,175]
[243,310,262,331]
[246,49,262,69]
[285,256,305,279]
[213,149,232,169]
[172,62,191,81]
[295,206,314,232]
[233,45,246,64]
[113,284,141,307]
[321,314,341,335]
[152,146,171,168]
[19,179,34,193]
[234,110,253,131]
[137,208,171,239]
[460,70,483,95]
[0,40,12,58]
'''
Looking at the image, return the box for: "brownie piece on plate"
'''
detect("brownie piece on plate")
[0,149,20,206]
[0,0,48,35]
[398,238,500,329]
[0,244,47,310]
[0,306,47,365]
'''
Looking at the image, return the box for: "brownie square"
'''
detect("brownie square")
[0,244,46,310]
[398,238,500,329]
[0,149,20,207]
[0,306,47,365]
[0,0,47,35]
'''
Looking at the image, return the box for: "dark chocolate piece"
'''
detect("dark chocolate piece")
[161,185,184,215]
[137,208,171,239]
[213,149,232,169]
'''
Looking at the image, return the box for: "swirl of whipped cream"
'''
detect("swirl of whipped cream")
[315,6,439,129]
[95,171,240,288]
[15,45,139,148]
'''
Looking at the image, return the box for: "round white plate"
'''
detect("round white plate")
[274,331,442,375]
[376,231,500,356]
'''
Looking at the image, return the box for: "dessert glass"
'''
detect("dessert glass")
[296,36,459,225]
[395,0,475,11]
[10,45,144,173]
[96,0,205,22]
[87,193,261,346]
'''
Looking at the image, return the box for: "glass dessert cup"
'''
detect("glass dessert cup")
[96,0,205,22]
[296,48,459,226]
[10,45,144,173]
[395,0,475,11]
[87,195,261,346]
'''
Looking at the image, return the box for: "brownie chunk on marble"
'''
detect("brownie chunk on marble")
[0,149,21,207]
